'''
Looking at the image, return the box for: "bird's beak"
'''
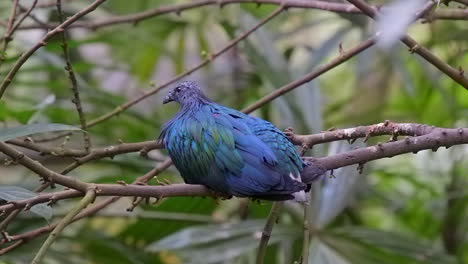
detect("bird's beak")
[163,92,174,104]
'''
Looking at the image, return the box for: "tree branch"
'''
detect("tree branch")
[0,0,20,70]
[242,37,376,113]
[56,0,92,153]
[286,121,437,148]
[86,6,285,127]
[0,142,89,192]
[31,189,96,264]
[256,201,284,264]
[0,0,108,99]
[345,0,468,90]
[6,0,468,31]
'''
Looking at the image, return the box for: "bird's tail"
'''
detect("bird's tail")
[300,161,326,184]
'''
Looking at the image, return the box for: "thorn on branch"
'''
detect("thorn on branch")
[300,144,309,156]
[404,136,411,144]
[116,180,127,186]
[357,163,365,174]
[1,231,12,242]
[409,45,420,54]
[23,203,32,211]
[377,142,384,151]
[163,178,172,185]
[126,197,143,212]
[47,196,57,206]
[152,196,163,205]
[363,132,370,143]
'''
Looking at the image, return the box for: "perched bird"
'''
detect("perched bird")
[160,81,325,202]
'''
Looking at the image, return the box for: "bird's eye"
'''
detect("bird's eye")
[175,87,181,93]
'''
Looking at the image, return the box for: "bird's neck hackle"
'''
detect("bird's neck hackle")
[179,93,212,112]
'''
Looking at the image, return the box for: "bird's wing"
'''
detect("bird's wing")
[219,106,304,178]
[212,106,306,197]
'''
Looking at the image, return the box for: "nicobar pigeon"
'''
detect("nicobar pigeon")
[160,81,325,202]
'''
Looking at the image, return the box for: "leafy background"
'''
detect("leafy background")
[0,0,467,263]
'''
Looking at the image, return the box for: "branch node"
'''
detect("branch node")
[1,231,12,242]
[409,44,420,54]
[116,180,127,186]
[23,203,32,211]
[357,162,365,174]
[458,128,464,135]
[47,196,57,206]
[377,142,384,151]
[404,136,411,144]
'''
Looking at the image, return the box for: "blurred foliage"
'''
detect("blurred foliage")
[0,0,467,264]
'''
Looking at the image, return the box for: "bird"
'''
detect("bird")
[160,81,325,202]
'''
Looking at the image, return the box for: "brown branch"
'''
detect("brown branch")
[256,201,284,264]
[0,0,19,70]
[6,0,468,31]
[8,0,39,36]
[431,8,468,20]
[56,0,92,153]
[286,121,436,148]
[60,140,162,174]
[0,141,89,192]
[0,0,108,99]
[31,189,96,264]
[86,6,285,127]
[17,2,48,29]
[6,138,87,157]
[346,0,468,90]
[309,126,468,170]
[451,0,468,6]
[242,37,376,113]
[0,163,173,250]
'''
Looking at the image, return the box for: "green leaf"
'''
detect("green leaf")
[0,186,52,221]
[320,227,457,264]
[147,220,299,264]
[0,123,81,141]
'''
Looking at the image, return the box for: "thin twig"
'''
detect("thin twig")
[345,0,468,89]
[0,183,51,233]
[301,199,312,264]
[0,0,108,99]
[0,141,90,192]
[56,0,91,152]
[242,37,376,113]
[86,6,285,127]
[5,0,468,31]
[0,0,20,70]
[9,0,39,35]
[0,163,172,253]
[286,121,434,148]
[31,189,96,264]
[256,201,284,264]
[17,2,48,29]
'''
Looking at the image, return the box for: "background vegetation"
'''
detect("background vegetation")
[0,0,467,263]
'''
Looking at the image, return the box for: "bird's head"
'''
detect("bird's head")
[163,81,207,105]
